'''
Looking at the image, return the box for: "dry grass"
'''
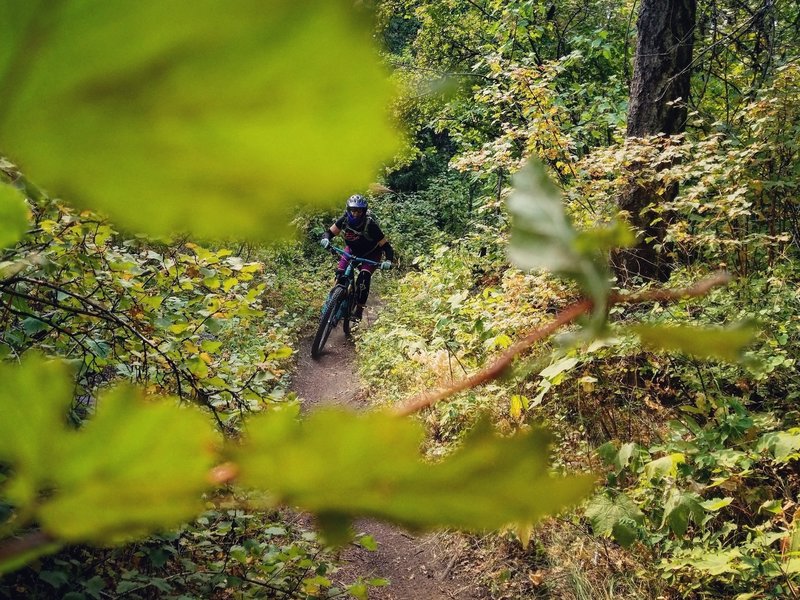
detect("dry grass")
[452,518,674,600]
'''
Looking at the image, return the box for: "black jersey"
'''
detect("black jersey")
[334,211,385,256]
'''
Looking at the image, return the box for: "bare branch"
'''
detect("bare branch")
[394,272,732,417]
[609,271,731,304]
[0,531,58,564]
[394,299,593,416]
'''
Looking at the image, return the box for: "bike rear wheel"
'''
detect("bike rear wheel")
[311,285,345,358]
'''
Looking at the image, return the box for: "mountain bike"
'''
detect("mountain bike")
[311,246,381,358]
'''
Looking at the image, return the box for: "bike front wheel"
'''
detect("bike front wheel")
[311,286,345,358]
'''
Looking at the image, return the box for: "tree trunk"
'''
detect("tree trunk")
[613,0,696,283]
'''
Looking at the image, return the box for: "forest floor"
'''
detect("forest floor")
[290,302,486,600]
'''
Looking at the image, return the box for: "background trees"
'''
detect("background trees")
[359,0,800,597]
[613,0,696,283]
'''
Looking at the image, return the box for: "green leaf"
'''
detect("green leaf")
[614,443,639,475]
[574,220,636,255]
[486,333,513,350]
[316,512,354,547]
[83,575,106,599]
[115,581,141,594]
[539,356,580,380]
[786,557,800,574]
[700,497,733,511]
[356,534,378,551]
[200,340,223,354]
[0,358,218,559]
[167,323,190,335]
[661,489,705,537]
[642,453,685,482]
[38,569,69,588]
[347,582,369,600]
[186,356,209,379]
[789,518,800,555]
[630,322,757,362]
[758,499,783,515]
[584,492,644,547]
[0,183,29,248]
[756,429,800,462]
[234,409,594,542]
[38,386,218,542]
[146,547,171,568]
[140,295,164,310]
[21,316,49,336]
[0,356,74,506]
[0,1,398,240]
[147,578,173,593]
[596,442,617,466]
[509,395,524,420]
[263,526,287,536]
[691,549,741,575]
[508,160,630,326]
[508,160,580,274]
[266,346,294,361]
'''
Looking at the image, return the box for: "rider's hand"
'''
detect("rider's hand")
[381,260,392,270]
[320,237,330,249]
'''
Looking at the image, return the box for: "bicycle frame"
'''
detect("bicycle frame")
[336,245,378,280]
[310,246,380,358]
[329,246,379,319]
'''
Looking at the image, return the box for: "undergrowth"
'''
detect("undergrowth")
[357,226,800,599]
[0,217,364,599]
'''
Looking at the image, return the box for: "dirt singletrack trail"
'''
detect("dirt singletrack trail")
[291,306,484,600]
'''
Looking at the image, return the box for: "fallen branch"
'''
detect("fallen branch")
[609,271,731,304]
[394,300,592,416]
[0,531,58,564]
[394,272,731,417]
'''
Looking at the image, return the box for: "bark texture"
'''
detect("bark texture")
[613,0,696,283]
[626,0,696,138]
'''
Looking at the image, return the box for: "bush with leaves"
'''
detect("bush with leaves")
[0,175,302,426]
[589,392,800,598]
[0,507,385,600]
[357,155,799,599]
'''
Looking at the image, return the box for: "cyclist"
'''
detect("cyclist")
[320,194,395,321]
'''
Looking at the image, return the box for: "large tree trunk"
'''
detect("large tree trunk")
[613,0,696,283]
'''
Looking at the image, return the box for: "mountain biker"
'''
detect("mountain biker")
[319,194,395,321]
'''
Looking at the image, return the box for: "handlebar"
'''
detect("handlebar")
[328,245,381,266]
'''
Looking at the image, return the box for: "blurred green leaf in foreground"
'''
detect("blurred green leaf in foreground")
[0,182,28,248]
[0,1,398,239]
[0,357,217,574]
[234,408,595,545]
[508,160,633,324]
[631,322,758,362]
